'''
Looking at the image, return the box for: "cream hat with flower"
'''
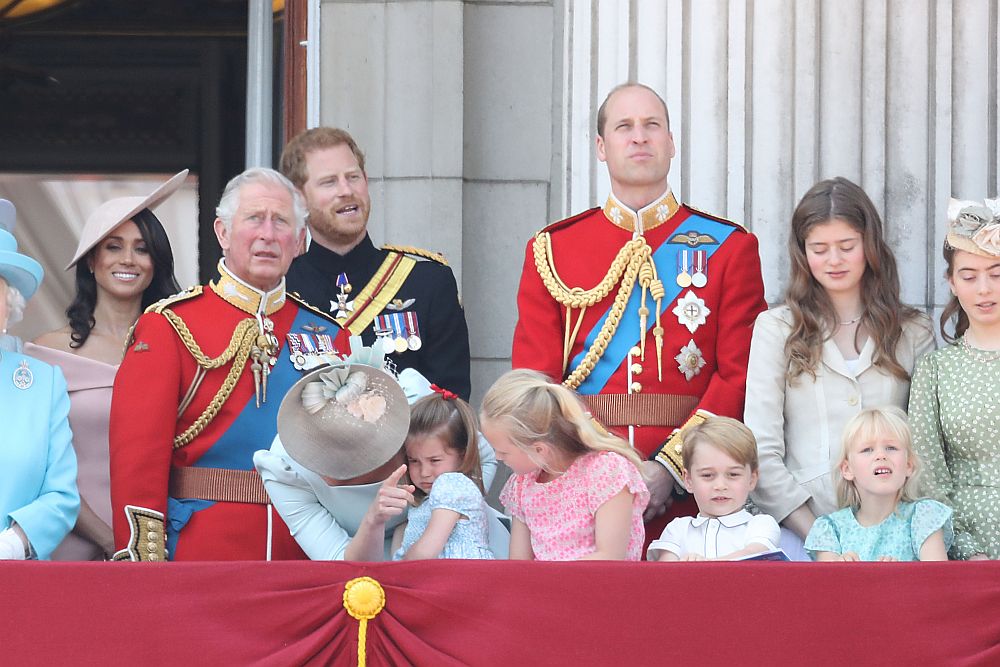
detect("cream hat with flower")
[277,338,410,480]
[946,197,1000,258]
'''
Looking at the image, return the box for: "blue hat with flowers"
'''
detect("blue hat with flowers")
[0,199,44,299]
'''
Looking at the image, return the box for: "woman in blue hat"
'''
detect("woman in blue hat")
[0,199,80,560]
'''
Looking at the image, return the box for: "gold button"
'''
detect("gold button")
[629,346,641,357]
[631,363,643,375]
[146,543,157,553]
[848,396,859,406]
[147,531,158,541]
[146,520,156,530]
[674,443,683,454]
[630,381,642,393]
[148,554,159,562]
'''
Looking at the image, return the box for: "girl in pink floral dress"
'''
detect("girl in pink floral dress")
[481,369,649,560]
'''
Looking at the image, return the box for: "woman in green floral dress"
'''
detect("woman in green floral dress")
[909,197,1000,560]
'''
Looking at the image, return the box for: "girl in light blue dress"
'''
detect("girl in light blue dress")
[805,407,952,561]
[392,387,494,560]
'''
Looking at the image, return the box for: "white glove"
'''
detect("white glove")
[0,527,27,560]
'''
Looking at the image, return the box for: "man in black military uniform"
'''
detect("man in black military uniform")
[280,127,472,399]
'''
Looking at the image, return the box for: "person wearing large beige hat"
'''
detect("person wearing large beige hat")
[0,200,80,560]
[909,197,1000,560]
[26,172,183,561]
[255,337,503,560]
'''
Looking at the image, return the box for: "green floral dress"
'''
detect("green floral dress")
[908,339,1000,559]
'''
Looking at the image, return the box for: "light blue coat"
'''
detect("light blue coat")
[0,350,79,559]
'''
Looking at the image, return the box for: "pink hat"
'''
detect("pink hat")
[66,170,188,270]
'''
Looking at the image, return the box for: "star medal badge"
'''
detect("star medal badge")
[676,250,693,288]
[404,311,422,351]
[672,290,711,334]
[674,340,706,380]
[691,250,708,288]
[13,359,33,390]
[331,272,354,319]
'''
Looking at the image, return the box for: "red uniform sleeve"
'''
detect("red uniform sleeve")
[109,312,183,551]
[692,231,767,420]
[511,236,565,382]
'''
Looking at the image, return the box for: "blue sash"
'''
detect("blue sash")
[573,213,736,395]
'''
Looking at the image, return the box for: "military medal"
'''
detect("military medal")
[389,314,409,353]
[672,290,711,334]
[286,333,308,370]
[332,272,354,319]
[404,311,422,351]
[375,315,398,354]
[12,359,33,390]
[691,250,708,288]
[675,340,706,381]
[675,251,693,288]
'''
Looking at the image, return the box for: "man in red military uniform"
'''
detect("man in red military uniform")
[512,83,766,532]
[110,168,342,561]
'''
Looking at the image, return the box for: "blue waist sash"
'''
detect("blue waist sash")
[572,214,736,395]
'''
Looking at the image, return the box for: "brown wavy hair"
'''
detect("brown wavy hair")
[939,243,970,343]
[784,177,921,382]
[406,393,483,497]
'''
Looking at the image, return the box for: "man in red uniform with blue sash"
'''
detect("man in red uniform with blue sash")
[110,168,344,560]
[512,83,766,534]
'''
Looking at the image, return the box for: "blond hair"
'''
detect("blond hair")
[480,369,642,473]
[835,406,923,511]
[681,416,759,472]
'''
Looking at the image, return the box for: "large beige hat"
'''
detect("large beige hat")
[66,169,188,270]
[946,197,1000,258]
[277,363,410,480]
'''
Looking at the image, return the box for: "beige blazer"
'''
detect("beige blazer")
[745,306,935,522]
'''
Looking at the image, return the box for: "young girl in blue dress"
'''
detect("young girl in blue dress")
[805,407,953,561]
[392,387,494,560]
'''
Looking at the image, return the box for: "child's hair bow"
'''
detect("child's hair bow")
[429,384,457,401]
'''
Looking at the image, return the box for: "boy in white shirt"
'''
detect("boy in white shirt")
[648,415,780,561]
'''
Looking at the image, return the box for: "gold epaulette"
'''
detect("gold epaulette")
[653,409,716,485]
[287,292,339,323]
[682,203,748,231]
[123,286,204,353]
[382,244,448,266]
[145,285,204,314]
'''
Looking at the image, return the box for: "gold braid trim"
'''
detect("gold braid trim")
[533,232,654,390]
[159,310,260,449]
[382,244,448,265]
